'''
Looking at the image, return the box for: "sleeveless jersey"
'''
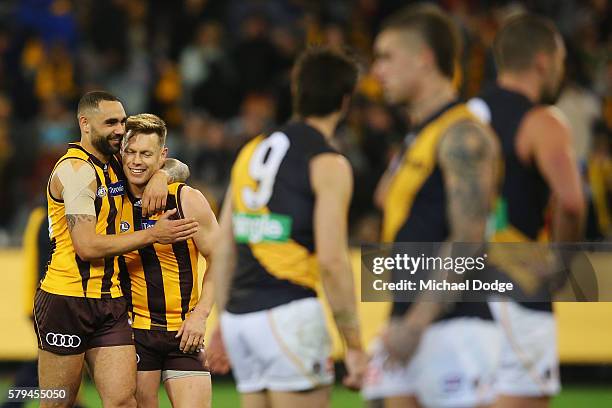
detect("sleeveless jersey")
[118,183,200,331]
[382,102,493,320]
[42,143,125,298]
[227,121,336,314]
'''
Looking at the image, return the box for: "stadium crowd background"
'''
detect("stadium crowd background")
[0,0,611,247]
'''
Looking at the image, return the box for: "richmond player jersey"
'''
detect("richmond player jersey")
[469,85,549,242]
[42,143,125,298]
[227,121,336,314]
[118,183,200,331]
[382,102,493,320]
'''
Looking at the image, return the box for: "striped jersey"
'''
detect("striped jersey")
[118,183,200,331]
[42,143,125,298]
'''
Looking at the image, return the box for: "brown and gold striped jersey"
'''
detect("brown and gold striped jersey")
[118,183,200,331]
[42,143,125,298]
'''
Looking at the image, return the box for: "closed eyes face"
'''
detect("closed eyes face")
[121,132,167,187]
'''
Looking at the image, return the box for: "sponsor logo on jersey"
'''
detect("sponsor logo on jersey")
[233,212,292,243]
[108,181,125,196]
[120,221,131,232]
[141,219,156,230]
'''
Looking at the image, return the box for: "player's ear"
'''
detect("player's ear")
[79,115,89,133]
[160,146,168,161]
[340,94,352,117]
[533,51,550,79]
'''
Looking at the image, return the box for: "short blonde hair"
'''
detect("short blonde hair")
[125,113,167,147]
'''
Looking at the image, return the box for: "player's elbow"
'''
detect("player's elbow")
[558,194,586,219]
[72,240,99,261]
[317,252,347,275]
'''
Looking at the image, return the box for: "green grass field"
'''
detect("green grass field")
[1,379,612,407]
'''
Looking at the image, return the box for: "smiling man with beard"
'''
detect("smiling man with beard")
[35,91,198,407]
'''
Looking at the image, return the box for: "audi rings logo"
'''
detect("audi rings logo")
[46,332,82,348]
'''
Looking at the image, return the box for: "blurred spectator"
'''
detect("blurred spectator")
[557,42,602,168]
[231,13,281,97]
[176,110,232,208]
[225,92,277,149]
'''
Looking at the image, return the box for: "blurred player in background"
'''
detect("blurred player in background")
[365,4,500,407]
[468,14,585,408]
[118,113,218,408]
[210,46,367,408]
[34,91,197,407]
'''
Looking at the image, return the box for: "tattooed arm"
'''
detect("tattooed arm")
[383,120,499,362]
[52,159,198,261]
[440,120,499,241]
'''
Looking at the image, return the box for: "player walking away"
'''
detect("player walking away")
[118,113,219,408]
[468,14,585,408]
[209,47,367,408]
[34,91,198,407]
[364,5,501,407]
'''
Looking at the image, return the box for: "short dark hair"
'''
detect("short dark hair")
[382,4,461,80]
[77,91,121,118]
[292,47,358,117]
[125,113,168,147]
[493,14,560,73]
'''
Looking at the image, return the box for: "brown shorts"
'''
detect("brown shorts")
[33,289,133,355]
[134,328,209,373]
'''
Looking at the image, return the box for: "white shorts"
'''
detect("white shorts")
[488,301,560,397]
[362,317,500,408]
[220,297,334,393]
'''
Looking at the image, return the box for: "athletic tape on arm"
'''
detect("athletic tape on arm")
[55,160,97,216]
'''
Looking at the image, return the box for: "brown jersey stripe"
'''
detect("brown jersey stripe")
[167,190,193,320]
[109,155,125,180]
[94,170,103,217]
[172,241,193,321]
[101,166,118,297]
[176,183,185,219]
[133,204,167,329]
[46,237,56,276]
[75,254,90,296]
[118,255,132,317]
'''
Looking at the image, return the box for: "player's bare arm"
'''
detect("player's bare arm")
[52,159,199,261]
[384,120,500,363]
[207,188,236,374]
[176,186,220,354]
[141,157,191,216]
[519,106,585,241]
[311,152,366,390]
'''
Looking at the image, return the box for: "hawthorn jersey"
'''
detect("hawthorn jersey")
[42,143,125,298]
[118,183,200,331]
[227,121,336,314]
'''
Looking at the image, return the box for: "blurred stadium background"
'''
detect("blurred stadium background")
[0,0,611,406]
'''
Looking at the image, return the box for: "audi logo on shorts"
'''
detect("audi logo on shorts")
[45,332,82,348]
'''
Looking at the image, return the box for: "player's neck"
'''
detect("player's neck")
[128,182,145,200]
[80,137,111,163]
[304,114,340,141]
[407,78,456,127]
[497,73,540,103]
